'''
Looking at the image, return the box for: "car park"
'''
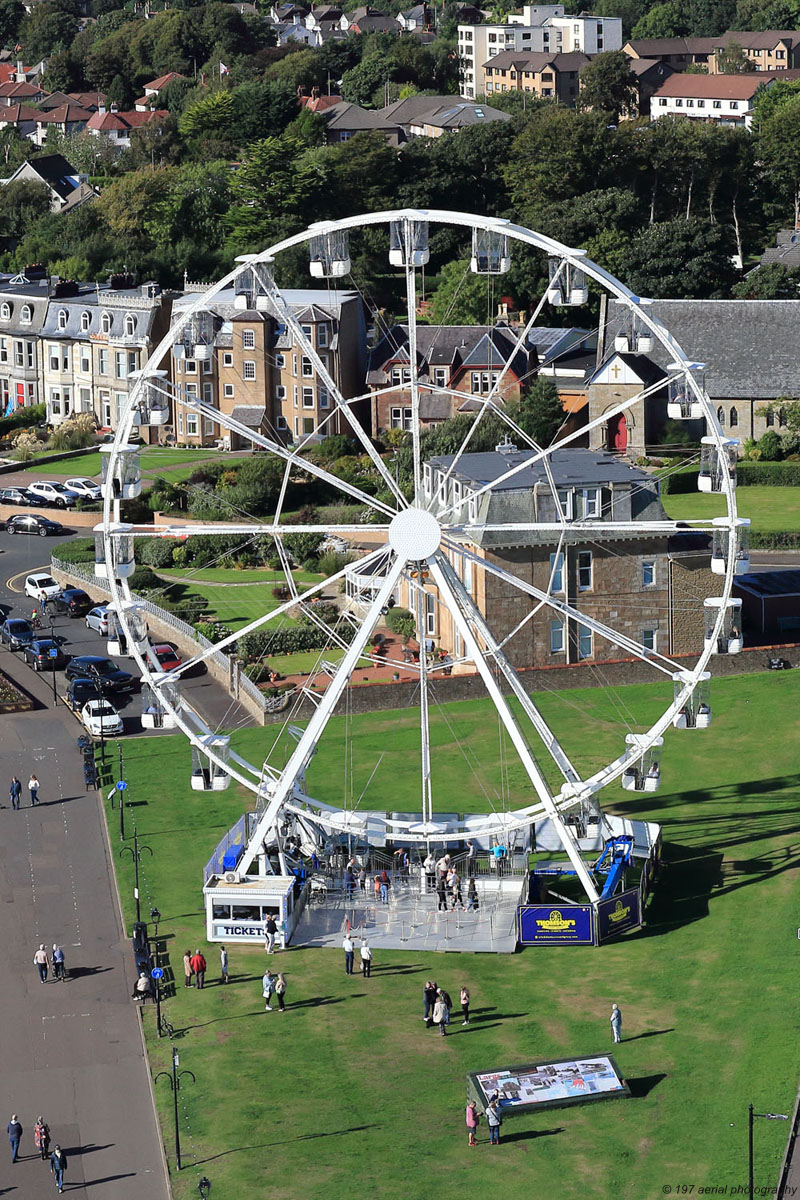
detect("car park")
[0,487,47,507]
[0,618,35,649]
[26,481,78,508]
[64,477,102,501]
[67,677,104,709]
[65,655,138,694]
[24,572,61,600]
[85,606,111,635]
[7,514,64,536]
[80,699,124,737]
[22,638,69,671]
[151,643,182,672]
[51,587,92,617]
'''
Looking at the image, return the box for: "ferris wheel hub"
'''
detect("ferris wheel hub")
[388,507,441,561]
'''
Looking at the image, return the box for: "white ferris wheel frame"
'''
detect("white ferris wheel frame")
[101,208,739,902]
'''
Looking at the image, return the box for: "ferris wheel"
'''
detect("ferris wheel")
[98,209,747,905]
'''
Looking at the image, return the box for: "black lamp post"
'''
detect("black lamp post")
[198,1178,211,1198]
[155,1047,195,1171]
[150,906,161,943]
[120,826,153,925]
[748,1104,789,1200]
[48,611,58,707]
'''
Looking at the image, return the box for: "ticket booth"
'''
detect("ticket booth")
[203,874,300,948]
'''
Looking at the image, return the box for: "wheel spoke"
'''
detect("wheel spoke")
[410,573,433,825]
[124,522,389,537]
[404,242,423,502]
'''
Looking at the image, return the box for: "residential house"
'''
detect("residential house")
[275,19,320,44]
[66,91,106,110]
[0,278,49,411]
[624,30,800,72]
[0,105,39,140]
[3,155,95,213]
[86,106,168,151]
[0,80,45,105]
[625,56,675,116]
[367,324,537,437]
[305,4,343,31]
[320,100,401,143]
[406,445,712,668]
[134,71,185,110]
[588,298,800,453]
[30,103,92,147]
[298,88,343,113]
[269,1,309,19]
[759,227,800,269]
[397,3,434,32]
[649,72,772,128]
[404,98,512,135]
[480,50,588,102]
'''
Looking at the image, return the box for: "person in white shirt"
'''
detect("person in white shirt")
[360,939,372,977]
[342,934,354,975]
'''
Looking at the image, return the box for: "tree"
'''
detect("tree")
[733,262,800,298]
[0,0,23,46]
[576,50,639,121]
[631,2,688,37]
[0,181,53,246]
[179,89,235,140]
[427,258,495,325]
[505,108,619,222]
[513,377,566,447]
[620,217,739,297]
[341,52,394,105]
[714,40,756,72]
[19,3,79,58]
[759,94,800,223]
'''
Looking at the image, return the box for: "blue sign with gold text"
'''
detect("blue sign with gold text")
[596,888,641,942]
[518,905,595,946]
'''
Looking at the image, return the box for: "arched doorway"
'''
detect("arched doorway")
[607,412,627,452]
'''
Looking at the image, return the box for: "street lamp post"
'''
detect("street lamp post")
[748,1104,789,1200]
[120,826,153,925]
[155,1047,195,1171]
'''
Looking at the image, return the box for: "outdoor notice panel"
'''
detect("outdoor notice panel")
[596,888,642,942]
[467,1055,630,1116]
[518,904,594,945]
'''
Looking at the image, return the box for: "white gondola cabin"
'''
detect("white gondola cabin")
[191,735,231,791]
[233,255,274,310]
[672,671,712,729]
[621,733,663,793]
[547,257,588,306]
[614,309,653,354]
[309,227,350,278]
[711,517,750,576]
[666,374,703,420]
[704,598,743,655]
[101,444,141,500]
[184,311,214,361]
[107,603,148,657]
[141,679,180,729]
[390,219,430,267]
[470,228,510,275]
[698,437,737,493]
[130,371,170,426]
[94,522,134,580]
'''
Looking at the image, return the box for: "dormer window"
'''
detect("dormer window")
[80,311,91,332]
[57,308,68,330]
[124,314,136,336]
[0,303,11,320]
[101,311,111,334]
[20,305,32,324]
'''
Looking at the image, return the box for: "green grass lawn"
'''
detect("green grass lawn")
[663,485,800,532]
[110,670,800,1200]
[22,447,221,478]
[155,569,327,632]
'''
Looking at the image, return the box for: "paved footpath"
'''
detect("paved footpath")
[0,672,170,1198]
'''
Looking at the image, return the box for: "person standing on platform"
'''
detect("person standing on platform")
[190,949,206,989]
[33,944,49,983]
[8,777,21,810]
[486,1098,502,1144]
[466,1101,479,1147]
[437,876,448,912]
[467,878,479,911]
[28,773,40,805]
[423,851,436,892]
[220,945,229,984]
[610,1003,622,1044]
[50,1144,67,1192]
[358,865,367,892]
[360,939,372,977]
[342,932,354,975]
[7,1115,22,1163]
[183,949,193,988]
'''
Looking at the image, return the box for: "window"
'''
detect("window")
[776,48,786,58]
[717,406,725,426]
[101,312,111,334]
[577,623,593,660]
[276,415,288,430]
[293,385,298,407]
[14,340,23,368]
[81,310,90,331]
[302,386,314,408]
[779,407,787,426]
[223,383,234,398]
[115,351,127,379]
[697,99,705,108]
[641,629,656,651]
[79,386,90,411]
[177,411,184,435]
[390,406,413,430]
[1,303,10,319]
[275,353,285,368]
[470,371,499,393]
[302,417,315,435]
[243,361,256,381]
[317,323,328,348]
[54,308,66,332]
[425,592,436,636]
[80,346,90,373]
[276,385,286,401]
[49,344,60,372]
[675,98,683,107]
[550,619,564,654]
[319,385,329,408]
[549,552,564,593]
[642,560,655,588]
[302,356,313,377]
[124,314,136,337]
[242,329,255,350]
[292,354,298,375]
[300,323,312,341]
[659,98,667,106]
[202,382,213,405]
[203,416,214,436]
[464,553,472,591]
[184,359,196,374]
[729,406,738,428]
[20,305,31,324]
[98,349,109,376]
[391,366,411,385]
[730,101,738,110]
[294,416,299,436]
[766,408,774,427]
[223,352,233,367]
[686,99,694,108]
[0,338,7,364]
[433,367,447,387]
[577,488,600,519]
[577,550,593,591]
[186,413,199,436]
[423,464,432,497]
[184,383,198,403]
[713,100,722,109]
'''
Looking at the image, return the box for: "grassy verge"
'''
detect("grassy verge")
[109,670,800,1200]
[662,485,800,533]
[23,448,222,478]
[153,571,326,632]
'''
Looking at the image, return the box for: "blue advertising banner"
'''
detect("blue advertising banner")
[596,888,641,943]
[518,905,595,946]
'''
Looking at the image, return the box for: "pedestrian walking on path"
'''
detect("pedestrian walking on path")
[220,945,229,984]
[343,933,354,975]
[433,991,448,1037]
[486,1098,502,1144]
[34,1116,50,1160]
[610,1003,622,1044]
[264,915,278,954]
[466,1101,479,1147]
[460,985,470,1026]
[52,944,66,981]
[262,968,275,1011]
[183,949,193,988]
[9,776,21,809]
[275,973,287,1011]
[190,949,206,989]
[50,1144,67,1192]
[34,944,49,983]
[28,773,40,805]
[7,1115,22,1162]
[360,939,372,977]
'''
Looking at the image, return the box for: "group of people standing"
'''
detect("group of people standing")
[7,1115,68,1190]
[342,933,372,976]
[424,852,479,913]
[423,980,471,1036]
[33,944,66,983]
[8,774,40,809]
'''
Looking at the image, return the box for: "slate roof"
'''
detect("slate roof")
[626,30,799,56]
[607,299,800,399]
[429,447,653,490]
[760,228,800,267]
[367,324,532,382]
[229,405,266,427]
[409,100,511,129]
[323,100,397,131]
[9,154,80,201]
[588,351,667,389]
[348,14,400,31]
[482,49,589,72]
[40,286,162,341]
[735,570,800,597]
[381,93,473,122]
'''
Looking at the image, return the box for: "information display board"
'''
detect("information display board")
[517,904,594,945]
[467,1054,630,1116]
[596,888,642,942]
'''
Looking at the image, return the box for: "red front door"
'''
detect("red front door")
[607,413,627,452]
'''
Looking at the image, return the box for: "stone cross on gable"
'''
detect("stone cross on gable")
[611,362,622,380]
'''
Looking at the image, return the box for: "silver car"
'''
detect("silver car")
[64,477,102,501]
[85,605,111,635]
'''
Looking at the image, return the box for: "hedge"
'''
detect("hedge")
[239,621,355,661]
[0,403,45,439]
[658,465,699,495]
[737,461,800,486]
[750,531,800,549]
[53,536,95,564]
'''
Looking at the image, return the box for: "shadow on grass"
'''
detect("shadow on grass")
[372,965,426,976]
[626,1073,667,1098]
[499,1126,565,1145]
[195,1124,380,1165]
[624,1028,675,1042]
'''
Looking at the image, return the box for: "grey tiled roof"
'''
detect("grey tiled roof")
[608,299,800,400]
[429,447,653,490]
[368,324,532,382]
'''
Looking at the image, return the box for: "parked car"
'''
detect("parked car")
[65,655,138,694]
[22,638,69,671]
[0,618,35,649]
[67,677,104,709]
[64,477,102,501]
[24,572,61,600]
[51,587,92,617]
[80,698,124,737]
[85,605,111,635]
[151,643,182,672]
[8,514,63,537]
[0,486,47,507]
[26,481,78,508]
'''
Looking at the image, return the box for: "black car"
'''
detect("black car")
[0,618,35,649]
[6,513,64,537]
[0,487,47,507]
[51,587,92,617]
[66,677,104,710]
[65,655,138,694]
[22,638,69,671]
